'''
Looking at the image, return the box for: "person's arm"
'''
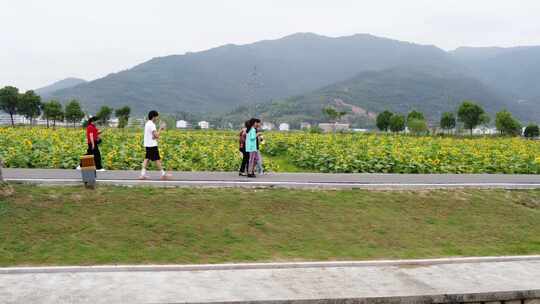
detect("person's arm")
[89,132,95,149]
[152,124,164,140]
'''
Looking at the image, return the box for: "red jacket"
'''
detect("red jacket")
[86,123,99,144]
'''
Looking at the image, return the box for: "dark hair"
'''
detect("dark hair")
[88,117,96,123]
[148,110,159,120]
[247,118,261,132]
[244,120,250,128]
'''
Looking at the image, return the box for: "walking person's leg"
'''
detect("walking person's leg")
[93,144,103,170]
[248,152,257,177]
[140,159,149,179]
[256,151,263,175]
[239,148,248,175]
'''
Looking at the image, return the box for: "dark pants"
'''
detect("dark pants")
[239,148,249,173]
[87,144,102,170]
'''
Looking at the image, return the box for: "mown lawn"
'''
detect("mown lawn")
[1,185,540,266]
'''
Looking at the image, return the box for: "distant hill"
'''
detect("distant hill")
[47,33,456,114]
[450,46,540,105]
[41,33,540,125]
[36,77,87,96]
[223,65,532,128]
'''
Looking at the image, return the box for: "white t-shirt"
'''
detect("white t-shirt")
[144,120,158,147]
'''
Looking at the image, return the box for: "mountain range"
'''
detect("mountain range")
[38,33,540,126]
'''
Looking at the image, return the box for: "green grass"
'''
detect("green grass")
[1,185,540,266]
[264,154,315,172]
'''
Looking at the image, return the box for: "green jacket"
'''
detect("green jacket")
[245,128,258,152]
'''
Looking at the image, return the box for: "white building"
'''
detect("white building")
[109,118,119,128]
[262,122,275,131]
[472,127,498,135]
[279,123,290,131]
[0,113,27,125]
[198,121,210,129]
[176,120,190,129]
[300,122,311,130]
[318,123,350,133]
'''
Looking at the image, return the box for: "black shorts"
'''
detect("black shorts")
[145,146,161,161]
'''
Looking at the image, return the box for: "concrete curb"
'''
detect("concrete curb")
[179,290,540,304]
[7,178,540,189]
[2,255,540,274]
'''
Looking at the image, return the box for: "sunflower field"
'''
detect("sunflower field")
[2,127,540,174]
[0,127,277,172]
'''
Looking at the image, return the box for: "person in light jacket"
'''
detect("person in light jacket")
[245,118,261,178]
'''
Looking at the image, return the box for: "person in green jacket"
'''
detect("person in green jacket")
[245,118,261,178]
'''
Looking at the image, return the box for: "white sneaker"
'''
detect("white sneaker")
[76,166,81,171]
[97,169,107,172]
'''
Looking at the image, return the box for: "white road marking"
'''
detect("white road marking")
[6,178,540,187]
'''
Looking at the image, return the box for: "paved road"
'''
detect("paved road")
[1,256,539,304]
[5,168,540,189]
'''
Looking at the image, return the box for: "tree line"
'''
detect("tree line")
[0,86,131,128]
[376,100,539,137]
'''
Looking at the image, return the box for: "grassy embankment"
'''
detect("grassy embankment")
[1,185,540,266]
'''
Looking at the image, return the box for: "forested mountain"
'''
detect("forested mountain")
[38,33,540,126]
[450,46,540,105]
[44,33,456,114]
[223,65,531,128]
[35,77,87,96]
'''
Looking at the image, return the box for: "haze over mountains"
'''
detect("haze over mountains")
[39,33,540,126]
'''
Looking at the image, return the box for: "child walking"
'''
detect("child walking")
[139,110,171,180]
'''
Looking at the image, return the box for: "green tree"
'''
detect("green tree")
[42,100,64,128]
[322,106,347,133]
[96,106,113,126]
[458,101,485,135]
[322,106,347,123]
[115,106,131,129]
[407,110,425,122]
[440,112,456,133]
[18,90,42,125]
[495,110,521,136]
[408,119,428,135]
[389,114,406,133]
[0,86,20,126]
[376,110,393,132]
[524,124,540,138]
[64,100,85,127]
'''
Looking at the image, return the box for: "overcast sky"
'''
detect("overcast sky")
[2,0,540,90]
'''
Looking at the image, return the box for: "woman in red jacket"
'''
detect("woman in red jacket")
[85,117,104,171]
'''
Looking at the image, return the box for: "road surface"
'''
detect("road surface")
[1,256,540,304]
[4,168,540,189]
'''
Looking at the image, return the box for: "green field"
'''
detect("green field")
[1,184,540,266]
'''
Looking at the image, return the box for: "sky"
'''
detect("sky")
[2,0,540,91]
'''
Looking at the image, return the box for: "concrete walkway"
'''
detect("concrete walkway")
[4,168,540,189]
[1,256,540,304]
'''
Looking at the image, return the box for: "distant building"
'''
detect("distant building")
[262,122,275,131]
[0,113,27,125]
[279,123,290,131]
[353,128,369,133]
[109,118,119,128]
[318,123,350,133]
[129,118,145,128]
[176,120,190,129]
[472,127,498,135]
[198,121,210,129]
[300,122,311,130]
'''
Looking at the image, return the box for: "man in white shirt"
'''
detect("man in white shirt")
[140,110,171,180]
